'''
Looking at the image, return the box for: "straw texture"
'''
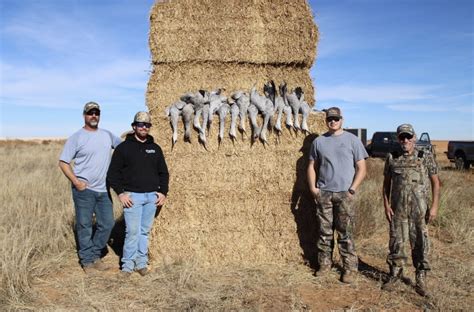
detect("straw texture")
[146,0,322,265]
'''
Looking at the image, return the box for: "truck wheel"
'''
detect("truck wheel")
[455,155,469,170]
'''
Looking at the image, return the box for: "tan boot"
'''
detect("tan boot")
[415,270,429,297]
[341,270,356,284]
[136,267,149,276]
[118,270,133,279]
[382,266,403,291]
[315,264,331,277]
[90,258,112,271]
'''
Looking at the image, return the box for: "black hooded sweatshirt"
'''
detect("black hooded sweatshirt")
[107,133,169,195]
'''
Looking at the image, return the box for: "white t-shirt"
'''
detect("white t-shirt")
[60,128,121,192]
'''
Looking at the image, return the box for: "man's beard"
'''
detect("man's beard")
[88,119,98,127]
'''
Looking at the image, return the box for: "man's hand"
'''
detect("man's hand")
[156,192,166,206]
[73,180,88,191]
[310,187,321,201]
[426,206,438,224]
[384,205,394,222]
[119,193,133,208]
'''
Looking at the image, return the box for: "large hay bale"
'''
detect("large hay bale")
[149,0,318,66]
[149,113,327,265]
[146,0,322,265]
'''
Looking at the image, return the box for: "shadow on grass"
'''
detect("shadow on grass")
[291,133,319,270]
[357,258,414,287]
[108,206,164,265]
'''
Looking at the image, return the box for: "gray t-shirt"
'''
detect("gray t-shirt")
[309,131,368,192]
[60,128,121,192]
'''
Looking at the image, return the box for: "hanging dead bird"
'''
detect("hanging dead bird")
[284,104,293,128]
[165,100,186,146]
[300,100,310,134]
[181,90,209,134]
[269,81,288,134]
[250,84,275,144]
[199,104,210,146]
[208,89,226,132]
[217,103,230,143]
[249,85,267,112]
[231,91,250,134]
[286,87,304,131]
[181,103,194,142]
[260,81,276,144]
[247,103,260,141]
[229,102,239,140]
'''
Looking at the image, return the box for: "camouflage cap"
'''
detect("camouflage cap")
[83,101,100,113]
[325,107,342,118]
[133,111,151,124]
[396,123,415,136]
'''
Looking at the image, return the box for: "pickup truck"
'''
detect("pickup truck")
[366,131,434,158]
[446,141,474,170]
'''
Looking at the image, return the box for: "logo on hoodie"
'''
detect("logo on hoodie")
[145,149,156,154]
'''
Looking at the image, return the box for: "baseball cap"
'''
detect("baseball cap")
[133,111,151,124]
[325,107,342,118]
[83,101,100,113]
[396,124,415,136]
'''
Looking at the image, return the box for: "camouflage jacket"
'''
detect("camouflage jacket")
[384,147,439,197]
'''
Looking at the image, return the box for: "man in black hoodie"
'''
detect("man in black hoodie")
[107,111,169,277]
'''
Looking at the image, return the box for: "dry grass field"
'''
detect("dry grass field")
[0,139,472,311]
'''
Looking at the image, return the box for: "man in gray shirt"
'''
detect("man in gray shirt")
[307,107,368,284]
[59,102,121,273]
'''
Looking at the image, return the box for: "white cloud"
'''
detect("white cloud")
[387,104,472,113]
[317,84,437,103]
[0,58,150,109]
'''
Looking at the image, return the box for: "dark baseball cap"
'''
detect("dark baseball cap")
[325,107,342,118]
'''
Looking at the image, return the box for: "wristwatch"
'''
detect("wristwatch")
[348,188,356,195]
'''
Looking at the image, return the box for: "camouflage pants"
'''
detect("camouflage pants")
[315,190,358,271]
[387,189,430,271]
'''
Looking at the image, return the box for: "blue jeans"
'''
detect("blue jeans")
[72,188,115,266]
[122,192,157,272]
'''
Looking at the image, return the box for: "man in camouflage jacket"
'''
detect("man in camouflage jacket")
[382,124,440,297]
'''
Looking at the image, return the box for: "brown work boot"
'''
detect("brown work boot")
[118,270,132,279]
[415,270,429,297]
[382,266,403,291]
[315,264,331,277]
[136,267,149,276]
[90,258,112,271]
[82,263,97,275]
[341,270,356,284]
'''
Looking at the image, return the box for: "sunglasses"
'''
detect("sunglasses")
[85,109,100,116]
[398,133,414,141]
[135,122,152,129]
[326,117,341,122]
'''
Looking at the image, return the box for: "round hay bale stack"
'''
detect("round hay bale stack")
[146,0,323,265]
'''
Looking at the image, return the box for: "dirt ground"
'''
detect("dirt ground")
[28,233,470,311]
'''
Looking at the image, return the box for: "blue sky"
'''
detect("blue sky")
[1,0,473,140]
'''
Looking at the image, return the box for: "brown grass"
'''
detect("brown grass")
[0,141,472,310]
